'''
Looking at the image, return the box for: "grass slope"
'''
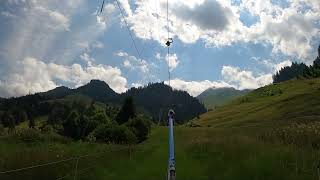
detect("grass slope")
[197,78,320,127]
[1,127,319,180]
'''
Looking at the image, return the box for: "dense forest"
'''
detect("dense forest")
[273,45,320,83]
[0,94,151,144]
[123,82,206,124]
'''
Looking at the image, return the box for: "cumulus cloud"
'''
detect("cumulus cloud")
[0,57,127,98]
[1,0,116,66]
[173,0,234,31]
[97,2,116,30]
[1,11,16,18]
[166,78,232,96]
[0,57,57,98]
[116,51,149,73]
[274,60,292,72]
[221,66,273,89]
[166,53,179,70]
[80,53,95,66]
[166,65,275,96]
[77,41,105,52]
[257,59,293,73]
[119,0,319,60]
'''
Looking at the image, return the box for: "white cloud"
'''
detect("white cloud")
[92,41,104,49]
[123,60,132,68]
[117,51,149,73]
[118,0,132,16]
[131,83,143,88]
[258,59,293,73]
[165,78,232,97]
[166,53,179,70]
[164,64,277,96]
[77,41,105,52]
[173,0,234,31]
[221,66,273,89]
[1,11,16,18]
[31,6,70,32]
[0,57,57,97]
[118,0,319,60]
[80,53,95,66]
[1,0,116,66]
[155,52,161,60]
[274,60,292,72]
[0,57,128,97]
[97,3,116,30]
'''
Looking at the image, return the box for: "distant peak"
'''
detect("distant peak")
[86,80,110,88]
[54,86,70,90]
[89,79,106,84]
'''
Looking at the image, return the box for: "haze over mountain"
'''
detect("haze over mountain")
[197,87,251,108]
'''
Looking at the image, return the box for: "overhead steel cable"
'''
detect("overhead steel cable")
[0,157,75,174]
[165,0,173,87]
[115,0,143,62]
[100,0,105,14]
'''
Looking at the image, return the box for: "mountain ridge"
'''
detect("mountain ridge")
[197,87,251,108]
[0,80,206,123]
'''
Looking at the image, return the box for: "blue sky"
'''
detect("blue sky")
[0,0,319,97]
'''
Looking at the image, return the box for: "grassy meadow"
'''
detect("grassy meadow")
[1,126,320,180]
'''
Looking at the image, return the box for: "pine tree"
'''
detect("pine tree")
[28,117,35,129]
[116,97,136,124]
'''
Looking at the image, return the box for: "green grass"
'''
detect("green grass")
[1,126,319,180]
[197,78,320,128]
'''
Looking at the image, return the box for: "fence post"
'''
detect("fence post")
[317,163,320,180]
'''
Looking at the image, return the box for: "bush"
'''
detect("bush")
[94,123,137,144]
[85,133,96,143]
[0,124,5,136]
[17,128,43,142]
[93,123,114,143]
[126,116,151,143]
[44,133,71,144]
[112,125,137,144]
[41,124,55,134]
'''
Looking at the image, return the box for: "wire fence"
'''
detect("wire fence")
[0,146,130,180]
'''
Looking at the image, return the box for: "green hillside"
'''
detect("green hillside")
[196,78,320,127]
[197,87,250,109]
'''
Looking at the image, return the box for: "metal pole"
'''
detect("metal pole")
[167,109,176,180]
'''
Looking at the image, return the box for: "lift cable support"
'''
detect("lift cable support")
[167,109,176,180]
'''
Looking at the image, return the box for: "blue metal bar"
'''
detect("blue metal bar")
[167,109,176,180]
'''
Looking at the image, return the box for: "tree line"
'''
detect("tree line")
[273,45,320,83]
[0,96,152,144]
